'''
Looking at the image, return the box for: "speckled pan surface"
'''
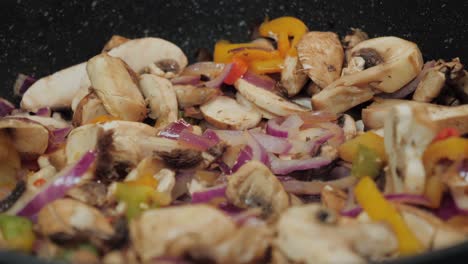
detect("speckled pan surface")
[0,0,467,263]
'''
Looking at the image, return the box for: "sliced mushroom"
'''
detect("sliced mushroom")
[384,104,437,194]
[130,205,236,262]
[321,185,348,212]
[37,198,115,247]
[0,118,49,159]
[9,112,70,130]
[281,55,308,97]
[297,32,344,89]
[22,37,187,111]
[234,78,308,116]
[226,161,290,220]
[342,28,369,62]
[87,53,147,122]
[312,37,423,113]
[362,99,468,134]
[236,93,278,119]
[72,91,109,126]
[275,204,397,264]
[138,74,178,129]
[102,35,130,52]
[66,181,108,207]
[173,84,221,109]
[200,96,262,130]
[339,114,357,140]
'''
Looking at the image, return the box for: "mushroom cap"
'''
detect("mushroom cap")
[0,117,49,158]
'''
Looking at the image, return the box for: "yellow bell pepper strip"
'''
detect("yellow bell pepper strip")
[87,115,120,124]
[338,131,387,163]
[423,137,468,174]
[354,177,423,255]
[351,145,383,179]
[423,175,445,208]
[258,16,308,56]
[0,215,35,252]
[214,41,267,63]
[249,58,285,74]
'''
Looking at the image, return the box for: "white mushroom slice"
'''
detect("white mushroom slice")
[22,37,187,111]
[384,105,437,194]
[312,85,375,114]
[334,37,424,93]
[102,35,130,52]
[87,53,147,121]
[130,205,236,262]
[341,114,357,140]
[37,198,115,244]
[413,68,446,102]
[234,78,308,116]
[275,204,397,264]
[72,92,109,126]
[291,96,312,110]
[139,74,178,129]
[321,185,347,212]
[0,118,49,159]
[226,161,290,220]
[200,96,262,130]
[8,113,70,130]
[297,31,344,88]
[71,86,91,111]
[281,55,308,97]
[236,93,278,119]
[173,84,221,109]
[362,99,468,133]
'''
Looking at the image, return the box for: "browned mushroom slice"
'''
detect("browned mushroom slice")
[173,84,221,109]
[362,99,468,133]
[275,204,397,264]
[37,198,115,247]
[321,185,348,212]
[384,104,437,194]
[66,182,108,207]
[138,74,178,129]
[236,93,278,119]
[130,205,236,262]
[72,91,109,126]
[87,53,147,122]
[342,28,369,62]
[297,32,344,89]
[0,118,49,159]
[102,35,130,52]
[22,37,187,112]
[226,161,290,220]
[234,78,308,116]
[281,55,308,97]
[200,96,262,130]
[312,85,375,114]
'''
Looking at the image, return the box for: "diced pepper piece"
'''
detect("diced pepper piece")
[354,177,423,255]
[0,215,35,252]
[214,41,265,63]
[351,145,383,179]
[249,58,284,74]
[258,16,308,56]
[87,115,120,124]
[423,175,445,208]
[338,132,387,163]
[423,137,468,174]
[231,49,281,62]
[224,57,249,85]
[433,127,460,142]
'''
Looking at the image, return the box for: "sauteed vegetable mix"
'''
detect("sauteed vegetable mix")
[0,16,467,264]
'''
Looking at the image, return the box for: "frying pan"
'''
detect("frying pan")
[0,0,467,263]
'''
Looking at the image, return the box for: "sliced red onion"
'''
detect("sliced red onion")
[205,63,232,88]
[182,62,225,79]
[159,119,192,140]
[316,122,345,148]
[0,98,15,117]
[250,131,292,154]
[213,130,246,146]
[241,71,276,91]
[341,207,363,218]
[281,175,357,195]
[191,184,227,203]
[202,129,220,143]
[170,75,202,86]
[17,151,96,220]
[434,193,468,220]
[35,107,52,117]
[178,129,218,151]
[46,127,72,153]
[269,153,332,175]
[266,115,304,138]
[378,61,436,99]
[298,111,338,128]
[218,161,233,175]
[231,146,253,173]
[13,73,36,96]
[246,132,269,166]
